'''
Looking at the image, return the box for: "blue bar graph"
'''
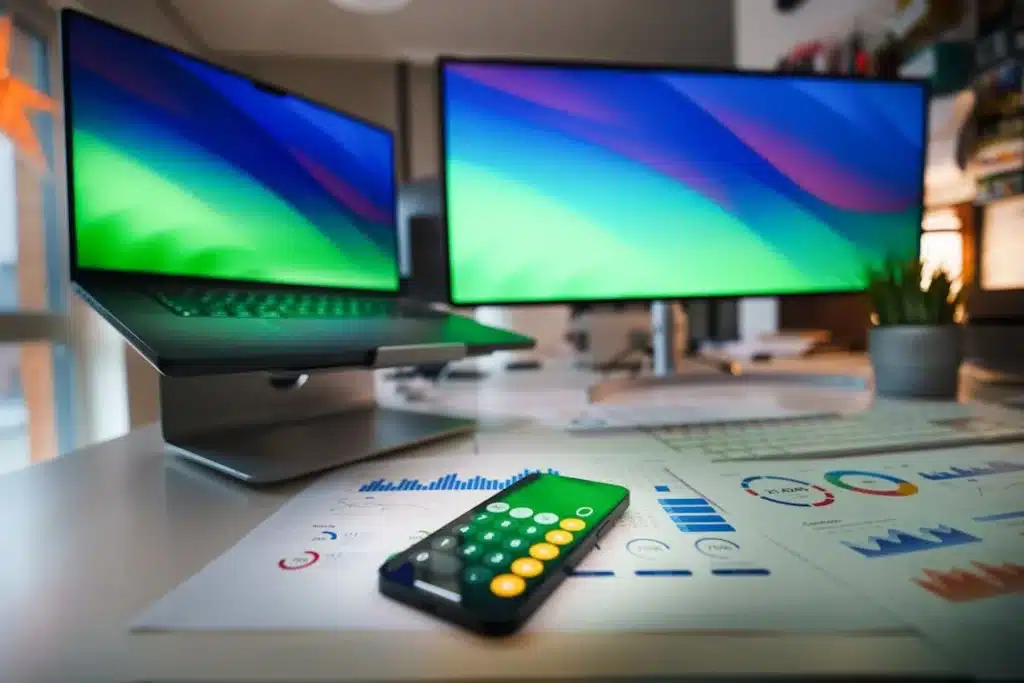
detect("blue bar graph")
[663,505,716,514]
[678,523,735,532]
[973,510,1024,523]
[656,489,736,533]
[635,569,693,576]
[712,568,771,576]
[671,515,727,524]
[357,468,561,493]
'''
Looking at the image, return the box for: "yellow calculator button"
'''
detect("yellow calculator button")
[510,557,544,578]
[490,573,526,598]
[545,529,573,546]
[529,542,559,561]
[560,518,586,532]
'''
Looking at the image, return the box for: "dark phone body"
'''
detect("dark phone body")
[378,473,629,635]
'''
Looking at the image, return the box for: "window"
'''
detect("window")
[0,2,74,473]
[980,196,1024,291]
[920,207,964,287]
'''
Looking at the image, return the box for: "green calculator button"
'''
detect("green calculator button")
[495,518,517,531]
[460,543,484,560]
[483,551,510,568]
[428,553,460,576]
[503,537,527,552]
[431,535,457,551]
[478,530,502,544]
[472,512,491,523]
[522,524,544,538]
[453,523,473,535]
[463,566,494,585]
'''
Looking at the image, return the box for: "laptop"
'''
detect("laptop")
[59,10,533,377]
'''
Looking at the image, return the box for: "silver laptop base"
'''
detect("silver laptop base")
[161,368,473,485]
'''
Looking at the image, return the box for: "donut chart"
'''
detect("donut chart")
[278,551,320,571]
[824,470,919,497]
[740,475,835,507]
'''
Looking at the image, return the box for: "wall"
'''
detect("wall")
[229,56,400,131]
[734,0,875,69]
[407,64,439,180]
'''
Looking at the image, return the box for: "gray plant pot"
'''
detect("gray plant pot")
[869,325,964,399]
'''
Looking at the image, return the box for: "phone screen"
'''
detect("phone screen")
[379,474,629,632]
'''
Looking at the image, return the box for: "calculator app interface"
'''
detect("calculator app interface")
[381,474,627,613]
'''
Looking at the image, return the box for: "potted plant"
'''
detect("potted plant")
[866,258,966,399]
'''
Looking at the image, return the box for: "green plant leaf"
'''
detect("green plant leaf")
[863,257,960,326]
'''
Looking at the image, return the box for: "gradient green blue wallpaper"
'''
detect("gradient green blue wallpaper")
[441,63,926,304]
[65,14,399,291]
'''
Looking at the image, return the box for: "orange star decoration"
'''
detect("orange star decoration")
[0,15,57,169]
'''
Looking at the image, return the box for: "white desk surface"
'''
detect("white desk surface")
[3,355,1014,682]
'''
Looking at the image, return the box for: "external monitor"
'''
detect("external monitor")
[439,59,928,306]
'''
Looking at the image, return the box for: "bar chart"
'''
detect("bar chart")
[656,485,735,533]
[357,468,561,492]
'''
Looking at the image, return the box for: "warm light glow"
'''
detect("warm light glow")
[920,230,963,287]
[922,207,962,232]
[981,197,1024,291]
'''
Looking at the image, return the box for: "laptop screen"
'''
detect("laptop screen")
[62,11,400,293]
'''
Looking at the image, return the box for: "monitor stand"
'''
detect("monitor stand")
[161,346,475,485]
[588,301,867,403]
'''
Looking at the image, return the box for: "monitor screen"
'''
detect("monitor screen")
[440,60,927,305]
[63,12,400,292]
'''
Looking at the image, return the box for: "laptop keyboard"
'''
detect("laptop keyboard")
[153,288,427,319]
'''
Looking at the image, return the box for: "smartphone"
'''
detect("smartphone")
[378,473,629,635]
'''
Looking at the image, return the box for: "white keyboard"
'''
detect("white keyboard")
[590,402,1024,462]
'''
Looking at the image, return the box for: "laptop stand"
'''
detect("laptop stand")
[161,345,473,485]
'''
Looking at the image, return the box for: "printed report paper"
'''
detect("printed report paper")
[670,445,1024,678]
[134,454,899,634]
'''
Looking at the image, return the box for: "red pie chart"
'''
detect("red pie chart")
[278,551,320,570]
